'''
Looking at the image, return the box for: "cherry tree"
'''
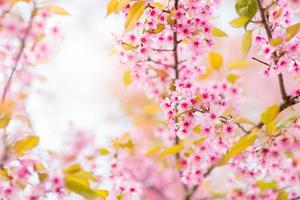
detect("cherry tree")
[106,0,300,199]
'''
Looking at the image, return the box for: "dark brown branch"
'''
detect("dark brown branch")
[251,57,270,66]
[256,0,288,102]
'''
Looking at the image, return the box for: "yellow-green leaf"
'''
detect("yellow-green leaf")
[218,129,258,166]
[211,27,228,37]
[12,135,39,156]
[276,191,288,200]
[125,1,145,31]
[0,113,11,129]
[227,73,239,84]
[99,148,110,155]
[209,51,223,70]
[159,145,182,157]
[123,69,133,86]
[47,5,70,16]
[230,16,249,28]
[242,31,252,57]
[256,180,277,191]
[286,22,300,42]
[261,104,279,125]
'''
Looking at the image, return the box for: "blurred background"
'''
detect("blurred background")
[26,0,299,151]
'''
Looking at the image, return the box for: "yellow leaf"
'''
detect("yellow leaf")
[12,135,39,157]
[209,51,223,70]
[265,120,276,135]
[121,43,136,51]
[269,37,282,47]
[199,66,214,80]
[261,104,279,125]
[123,69,133,86]
[211,27,228,37]
[0,113,11,129]
[152,2,164,9]
[193,137,206,145]
[146,145,160,156]
[125,1,145,31]
[192,124,202,134]
[159,145,182,157]
[65,175,101,200]
[99,148,110,155]
[64,164,81,174]
[116,0,131,13]
[94,190,109,198]
[0,168,10,180]
[47,5,70,16]
[228,59,250,70]
[227,73,239,84]
[256,180,277,191]
[218,129,258,166]
[11,0,31,3]
[38,173,48,182]
[286,22,300,42]
[234,117,256,125]
[154,68,168,78]
[106,0,119,16]
[143,103,160,115]
[276,191,288,200]
[230,16,249,28]
[149,23,165,34]
[241,31,252,57]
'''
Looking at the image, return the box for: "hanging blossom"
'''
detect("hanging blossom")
[251,0,300,75]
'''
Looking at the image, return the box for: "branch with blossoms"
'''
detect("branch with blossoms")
[107,0,300,199]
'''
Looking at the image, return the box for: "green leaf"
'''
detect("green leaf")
[261,104,279,125]
[211,27,228,37]
[235,0,258,20]
[286,22,300,42]
[241,31,252,57]
[12,135,39,157]
[218,129,258,166]
[125,1,145,31]
[230,16,250,28]
[276,115,299,130]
